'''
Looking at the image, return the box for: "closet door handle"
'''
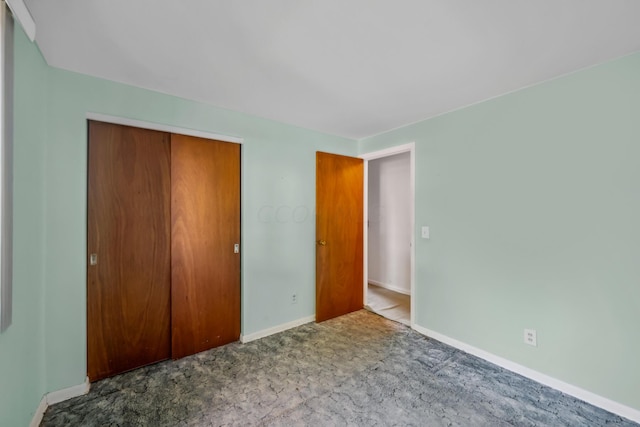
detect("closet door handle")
[317,240,326,246]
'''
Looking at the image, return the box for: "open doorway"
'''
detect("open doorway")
[361,144,414,327]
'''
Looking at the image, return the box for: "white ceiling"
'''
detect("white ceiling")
[23,1,640,139]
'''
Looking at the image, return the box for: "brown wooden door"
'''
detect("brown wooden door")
[171,134,241,359]
[87,121,171,381]
[315,152,364,322]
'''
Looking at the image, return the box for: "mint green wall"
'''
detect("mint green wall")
[42,48,355,392]
[0,28,48,426]
[5,17,639,424]
[360,53,640,411]
[3,25,355,424]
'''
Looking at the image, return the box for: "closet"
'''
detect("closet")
[87,121,240,381]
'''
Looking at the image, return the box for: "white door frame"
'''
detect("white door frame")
[85,112,244,144]
[360,142,415,327]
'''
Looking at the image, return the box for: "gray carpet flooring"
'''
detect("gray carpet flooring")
[366,284,410,325]
[42,310,637,426]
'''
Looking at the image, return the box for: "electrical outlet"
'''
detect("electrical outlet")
[291,294,298,304]
[524,329,537,347]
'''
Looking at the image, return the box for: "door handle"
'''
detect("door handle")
[317,240,326,246]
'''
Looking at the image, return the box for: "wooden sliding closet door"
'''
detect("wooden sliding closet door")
[171,134,241,359]
[87,121,171,381]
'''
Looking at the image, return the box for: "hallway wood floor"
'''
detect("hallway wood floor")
[366,283,410,325]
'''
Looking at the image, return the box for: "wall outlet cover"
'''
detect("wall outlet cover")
[524,329,537,347]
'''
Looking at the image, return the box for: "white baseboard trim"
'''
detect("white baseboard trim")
[46,377,90,405]
[412,324,640,424]
[30,377,90,427]
[29,396,47,427]
[368,280,411,296]
[240,315,315,343]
